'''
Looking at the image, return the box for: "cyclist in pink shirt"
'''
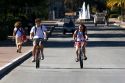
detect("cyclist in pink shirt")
[73,23,88,62]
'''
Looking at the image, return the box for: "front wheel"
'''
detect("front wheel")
[36,58,40,68]
[79,53,83,69]
[36,49,40,68]
[78,49,83,69]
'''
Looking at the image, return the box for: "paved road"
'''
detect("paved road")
[1,24,125,83]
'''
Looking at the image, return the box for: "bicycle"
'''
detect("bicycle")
[77,41,84,68]
[75,40,87,69]
[34,38,45,68]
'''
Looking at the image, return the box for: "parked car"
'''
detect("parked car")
[94,13,108,26]
[63,16,75,34]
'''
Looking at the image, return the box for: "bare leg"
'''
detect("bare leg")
[83,46,87,60]
[18,43,22,53]
[40,44,44,60]
[32,45,36,62]
[16,44,19,52]
[75,47,79,62]
[18,45,21,53]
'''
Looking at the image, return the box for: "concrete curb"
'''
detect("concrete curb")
[0,49,32,79]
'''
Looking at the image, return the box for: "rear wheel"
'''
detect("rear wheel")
[36,58,40,68]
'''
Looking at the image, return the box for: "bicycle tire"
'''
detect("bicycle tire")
[36,49,40,68]
[36,58,40,68]
[79,50,83,69]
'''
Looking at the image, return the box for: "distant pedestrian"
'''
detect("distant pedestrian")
[105,11,110,26]
[13,21,25,53]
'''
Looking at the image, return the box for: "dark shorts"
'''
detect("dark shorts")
[33,38,45,46]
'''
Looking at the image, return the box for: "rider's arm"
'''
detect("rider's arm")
[85,27,88,40]
[30,32,34,39]
[30,27,34,39]
[42,25,47,39]
[44,31,47,39]
[12,28,17,39]
[73,30,77,41]
[13,30,16,37]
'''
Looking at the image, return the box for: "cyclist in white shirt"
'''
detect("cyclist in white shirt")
[30,18,47,62]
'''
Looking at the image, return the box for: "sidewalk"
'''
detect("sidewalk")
[0,37,32,78]
[109,18,125,28]
[0,21,56,78]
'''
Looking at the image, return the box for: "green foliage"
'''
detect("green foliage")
[110,7,121,14]
[0,0,49,40]
[109,7,121,18]
[0,25,8,40]
[118,15,123,20]
[109,14,119,18]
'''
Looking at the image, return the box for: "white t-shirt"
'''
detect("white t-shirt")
[30,25,47,39]
[14,27,22,37]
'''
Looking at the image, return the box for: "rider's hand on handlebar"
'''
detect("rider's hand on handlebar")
[85,35,89,40]
[44,37,48,41]
[74,39,77,42]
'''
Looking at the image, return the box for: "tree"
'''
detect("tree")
[107,0,125,7]
[64,0,79,11]
[107,0,125,21]
[0,0,49,40]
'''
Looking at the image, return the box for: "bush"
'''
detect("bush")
[110,14,119,18]
[118,15,123,20]
[0,25,8,40]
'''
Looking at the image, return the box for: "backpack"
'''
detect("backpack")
[15,28,24,35]
[15,28,27,42]
[34,25,44,35]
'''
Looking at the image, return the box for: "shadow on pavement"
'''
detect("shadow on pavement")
[46,30,125,47]
[87,41,125,47]
[20,65,125,70]
[0,39,33,47]
[45,40,125,48]
[88,33,125,38]
[1,27,125,47]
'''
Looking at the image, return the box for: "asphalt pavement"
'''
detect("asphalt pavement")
[0,38,32,79]
[0,18,125,81]
[1,23,125,83]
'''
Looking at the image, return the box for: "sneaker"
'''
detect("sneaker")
[32,58,35,62]
[18,51,22,53]
[41,55,44,60]
[84,56,87,60]
[75,58,79,62]
[16,49,18,53]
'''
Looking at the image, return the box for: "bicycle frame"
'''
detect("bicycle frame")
[31,38,45,68]
[77,41,84,69]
